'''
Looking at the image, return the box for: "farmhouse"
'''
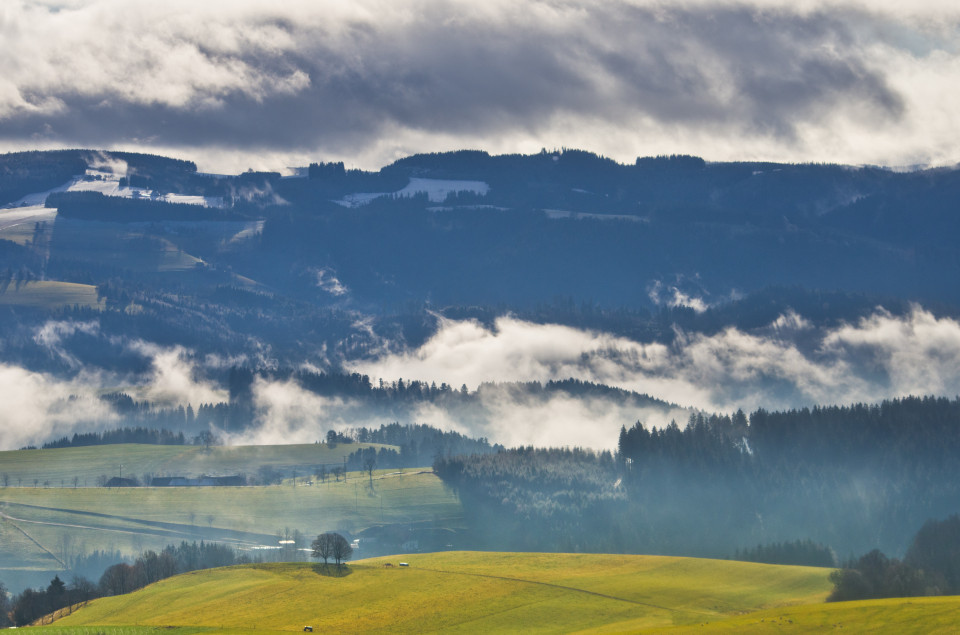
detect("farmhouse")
[105,476,138,487]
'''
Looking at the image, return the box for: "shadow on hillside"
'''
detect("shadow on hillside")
[313,563,353,577]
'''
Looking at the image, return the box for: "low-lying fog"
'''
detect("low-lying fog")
[3,306,959,450]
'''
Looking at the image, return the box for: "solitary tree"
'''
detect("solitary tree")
[312,532,353,568]
[364,456,376,485]
[331,533,353,568]
[311,533,334,565]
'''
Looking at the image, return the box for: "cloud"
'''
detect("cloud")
[414,386,690,449]
[0,1,957,171]
[0,334,231,449]
[33,319,100,368]
[0,364,116,449]
[8,307,960,451]
[348,308,960,414]
[312,268,348,296]
[223,376,351,446]
[125,340,227,406]
[648,279,711,313]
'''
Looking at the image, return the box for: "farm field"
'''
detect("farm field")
[0,442,395,485]
[0,280,103,309]
[33,552,834,633]
[0,468,459,540]
[0,444,460,592]
[0,205,56,246]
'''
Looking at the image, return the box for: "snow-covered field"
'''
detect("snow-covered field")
[3,169,223,209]
[334,177,490,208]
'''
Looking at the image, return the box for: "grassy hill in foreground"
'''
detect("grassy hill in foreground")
[35,552,832,634]
[672,595,960,633]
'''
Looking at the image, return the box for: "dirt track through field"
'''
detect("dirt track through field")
[413,565,714,617]
[0,513,67,568]
[0,501,275,546]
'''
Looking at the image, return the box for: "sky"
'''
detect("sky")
[1,0,959,173]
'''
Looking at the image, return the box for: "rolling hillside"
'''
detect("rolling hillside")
[0,280,103,309]
[0,442,392,485]
[37,552,834,633]
[0,443,460,593]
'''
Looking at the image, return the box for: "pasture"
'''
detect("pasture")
[0,280,103,309]
[33,552,835,633]
[0,443,459,592]
[0,442,395,485]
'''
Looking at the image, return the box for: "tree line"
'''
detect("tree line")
[2,541,248,627]
[435,396,960,560]
[828,515,960,601]
[41,426,186,449]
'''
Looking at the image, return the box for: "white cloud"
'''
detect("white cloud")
[349,308,960,414]
[33,319,100,368]
[313,268,348,296]
[0,364,116,449]
[125,340,227,406]
[223,376,350,445]
[7,306,960,451]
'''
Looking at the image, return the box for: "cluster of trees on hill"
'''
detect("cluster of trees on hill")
[434,397,960,559]
[0,150,86,206]
[41,426,186,449]
[829,515,960,601]
[435,447,624,552]
[343,423,498,473]
[311,532,353,568]
[47,191,244,222]
[2,541,247,626]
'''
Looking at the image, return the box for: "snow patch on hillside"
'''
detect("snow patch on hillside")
[3,169,224,209]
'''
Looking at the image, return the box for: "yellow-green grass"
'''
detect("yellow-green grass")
[0,280,103,309]
[34,552,833,634]
[651,594,960,633]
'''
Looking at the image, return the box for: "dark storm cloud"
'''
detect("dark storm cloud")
[0,1,954,168]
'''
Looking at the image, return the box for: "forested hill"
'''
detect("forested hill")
[435,396,960,560]
[2,148,960,312]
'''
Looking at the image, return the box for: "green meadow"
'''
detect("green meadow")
[0,280,103,309]
[0,444,459,592]
[0,442,395,485]
[30,552,834,634]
